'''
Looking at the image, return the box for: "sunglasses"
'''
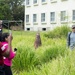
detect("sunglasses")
[72,27,75,29]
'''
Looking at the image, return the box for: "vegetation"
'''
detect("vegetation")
[5,26,75,75]
[44,25,71,38]
[0,0,24,21]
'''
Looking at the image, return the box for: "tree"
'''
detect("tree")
[0,0,25,21]
[0,0,12,20]
[9,0,25,21]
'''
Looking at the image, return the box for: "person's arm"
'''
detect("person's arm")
[2,34,12,57]
[8,51,16,60]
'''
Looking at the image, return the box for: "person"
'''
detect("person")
[67,25,75,50]
[0,32,12,75]
[0,20,3,33]
[34,32,42,49]
[0,24,2,33]
[2,32,16,75]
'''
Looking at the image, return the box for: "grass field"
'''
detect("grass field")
[3,26,75,75]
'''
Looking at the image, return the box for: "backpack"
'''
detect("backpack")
[68,32,72,46]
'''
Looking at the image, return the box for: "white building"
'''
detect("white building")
[25,0,75,31]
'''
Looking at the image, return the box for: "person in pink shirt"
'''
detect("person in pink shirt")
[2,32,16,75]
[0,32,12,75]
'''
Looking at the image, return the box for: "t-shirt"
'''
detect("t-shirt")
[2,42,16,66]
[68,32,75,50]
[0,42,7,65]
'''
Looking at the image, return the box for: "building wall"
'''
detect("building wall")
[25,0,75,31]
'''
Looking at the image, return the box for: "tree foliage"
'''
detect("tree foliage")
[0,0,24,21]
[0,0,12,20]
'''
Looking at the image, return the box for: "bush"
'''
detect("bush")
[40,44,66,63]
[12,46,40,72]
[44,25,71,38]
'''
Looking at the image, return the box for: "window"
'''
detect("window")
[41,0,47,4]
[41,13,45,22]
[61,0,67,1]
[33,14,37,22]
[61,11,66,21]
[26,0,30,5]
[27,28,30,31]
[42,0,46,2]
[26,15,29,23]
[33,0,37,4]
[51,0,57,3]
[50,12,55,22]
[42,28,46,31]
[73,10,75,21]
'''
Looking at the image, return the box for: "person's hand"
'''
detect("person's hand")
[8,34,12,42]
[14,51,16,54]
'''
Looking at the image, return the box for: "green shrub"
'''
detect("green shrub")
[40,44,66,63]
[11,30,71,75]
[44,25,71,38]
[12,46,40,72]
[16,50,75,75]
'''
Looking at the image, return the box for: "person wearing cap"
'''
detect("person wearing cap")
[67,25,75,50]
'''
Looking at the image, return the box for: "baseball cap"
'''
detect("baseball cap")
[72,25,75,29]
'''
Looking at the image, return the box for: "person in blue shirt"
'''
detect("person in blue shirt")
[67,25,75,50]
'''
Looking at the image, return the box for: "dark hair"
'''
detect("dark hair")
[2,32,9,42]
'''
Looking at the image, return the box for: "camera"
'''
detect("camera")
[14,48,17,51]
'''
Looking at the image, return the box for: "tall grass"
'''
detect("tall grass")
[12,34,66,70]
[44,25,71,38]
[13,46,40,71]
[11,26,75,75]
[13,50,75,75]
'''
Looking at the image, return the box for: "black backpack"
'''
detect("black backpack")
[68,32,71,46]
